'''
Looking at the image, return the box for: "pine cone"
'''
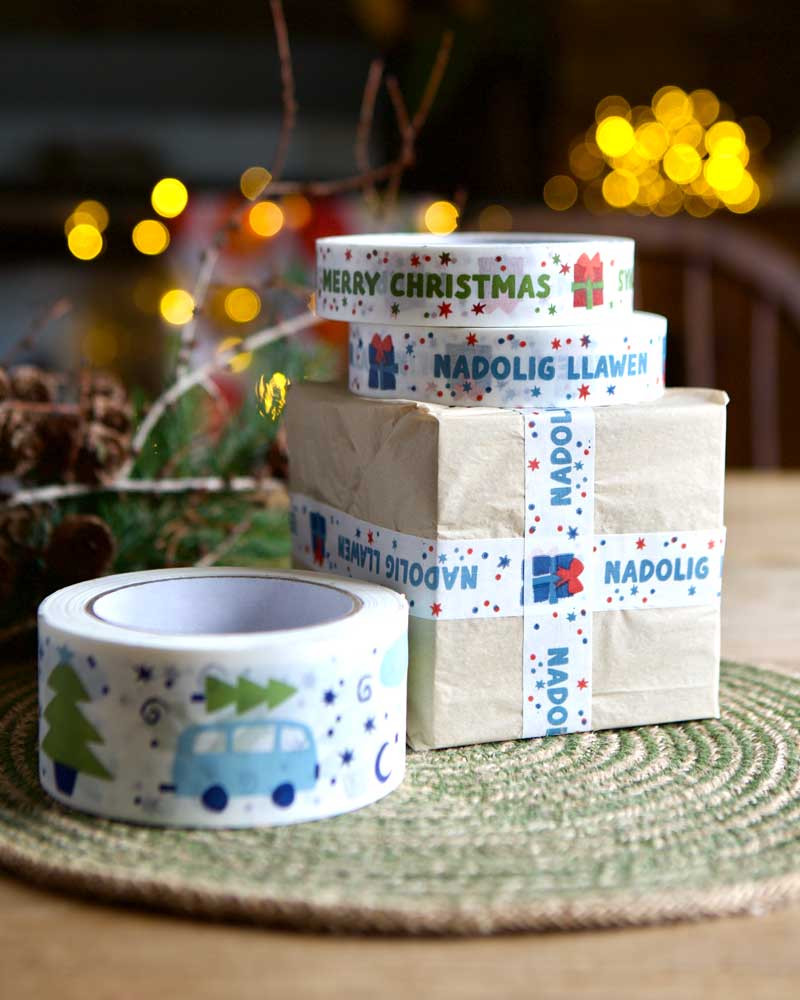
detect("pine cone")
[45,514,115,584]
[32,411,82,484]
[9,365,57,403]
[0,409,42,477]
[81,370,128,408]
[90,394,133,435]
[0,367,10,402]
[0,506,38,547]
[74,422,129,484]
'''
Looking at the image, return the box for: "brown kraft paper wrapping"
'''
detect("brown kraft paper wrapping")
[286,381,727,750]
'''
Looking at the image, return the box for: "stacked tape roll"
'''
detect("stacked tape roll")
[348,311,666,408]
[317,233,635,327]
[37,568,408,828]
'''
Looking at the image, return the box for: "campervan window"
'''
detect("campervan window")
[232,725,277,753]
[193,729,226,754]
[280,726,310,752]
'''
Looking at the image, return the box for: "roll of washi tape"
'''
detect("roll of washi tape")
[348,311,666,408]
[37,568,408,828]
[316,233,635,327]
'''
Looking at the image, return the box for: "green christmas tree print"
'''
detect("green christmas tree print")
[42,657,112,796]
[205,675,297,715]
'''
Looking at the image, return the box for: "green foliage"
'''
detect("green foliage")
[206,674,297,714]
[41,662,112,780]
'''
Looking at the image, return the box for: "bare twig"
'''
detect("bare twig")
[195,512,256,567]
[1,298,72,367]
[173,235,228,378]
[269,0,297,182]
[355,58,385,204]
[121,309,319,478]
[411,30,454,133]
[6,476,286,509]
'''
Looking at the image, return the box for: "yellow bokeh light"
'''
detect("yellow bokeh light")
[689,89,720,127]
[611,148,651,175]
[159,289,195,325]
[596,116,635,158]
[653,86,693,130]
[652,182,684,217]
[672,120,705,150]
[582,178,611,215]
[718,170,755,206]
[569,141,604,180]
[705,154,745,192]
[424,200,459,235]
[631,104,655,126]
[224,287,261,323]
[67,223,103,261]
[684,195,717,218]
[478,204,513,230]
[256,371,290,421]
[132,219,170,256]
[726,181,760,214]
[282,194,312,230]
[217,336,253,374]
[248,200,285,238]
[75,200,109,232]
[595,95,631,122]
[543,175,578,211]
[663,143,702,184]
[240,166,272,201]
[602,169,639,208]
[151,178,189,219]
[705,121,745,156]
[64,210,98,236]
[635,171,665,207]
[635,122,670,160]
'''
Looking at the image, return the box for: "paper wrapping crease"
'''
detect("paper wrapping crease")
[287,381,727,749]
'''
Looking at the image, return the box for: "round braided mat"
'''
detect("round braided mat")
[2,660,800,935]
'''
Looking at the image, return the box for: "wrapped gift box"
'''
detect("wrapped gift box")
[286,381,727,750]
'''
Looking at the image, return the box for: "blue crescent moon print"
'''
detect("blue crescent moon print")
[374,742,391,783]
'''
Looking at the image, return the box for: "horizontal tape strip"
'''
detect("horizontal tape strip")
[290,493,725,621]
[349,312,666,408]
[37,568,408,828]
[317,233,635,327]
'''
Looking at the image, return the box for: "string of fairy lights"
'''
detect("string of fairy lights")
[543,86,771,217]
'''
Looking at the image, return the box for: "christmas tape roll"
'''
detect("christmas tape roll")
[316,233,635,327]
[37,568,408,828]
[348,311,666,408]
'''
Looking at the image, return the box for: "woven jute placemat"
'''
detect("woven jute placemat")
[1,659,799,935]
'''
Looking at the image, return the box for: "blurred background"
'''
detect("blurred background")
[2,0,799,467]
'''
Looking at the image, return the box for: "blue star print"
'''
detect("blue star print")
[134,665,153,682]
[689,585,696,596]
[340,749,354,766]
[567,526,578,540]
[463,382,472,392]
[392,539,398,549]
[631,585,639,596]
[438,554,448,564]
[607,385,616,395]
[364,717,376,732]
[56,644,74,665]
[323,690,337,705]
[567,612,577,622]
[531,387,542,398]
[574,461,584,471]
[355,528,361,538]
[498,555,511,569]
[406,344,414,354]
[536,680,545,690]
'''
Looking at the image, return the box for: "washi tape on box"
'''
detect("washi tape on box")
[349,311,666,408]
[316,233,635,327]
[37,568,408,828]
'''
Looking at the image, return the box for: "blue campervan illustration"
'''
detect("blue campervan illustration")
[167,718,319,812]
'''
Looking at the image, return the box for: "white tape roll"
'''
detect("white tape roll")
[37,568,408,828]
[348,311,666,408]
[317,233,635,327]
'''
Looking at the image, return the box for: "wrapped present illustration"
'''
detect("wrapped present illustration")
[571,253,604,310]
[368,333,398,390]
[309,511,327,566]
[531,553,585,604]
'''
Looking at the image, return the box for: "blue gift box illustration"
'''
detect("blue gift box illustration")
[309,511,327,566]
[368,333,398,390]
[532,553,585,604]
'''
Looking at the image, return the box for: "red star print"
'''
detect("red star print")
[578,384,590,400]
[466,332,478,345]
[345,249,352,261]
[367,530,374,544]
[410,254,420,267]
[577,678,588,690]
[430,602,442,617]
[439,252,452,266]
[551,338,562,350]
[708,540,715,549]
[636,537,646,550]
[471,302,486,314]
[438,302,452,318]
[528,458,541,471]
[559,263,570,274]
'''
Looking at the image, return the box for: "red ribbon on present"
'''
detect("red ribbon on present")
[555,558,585,595]
[371,333,393,363]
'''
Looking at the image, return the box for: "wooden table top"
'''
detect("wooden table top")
[1,471,799,1000]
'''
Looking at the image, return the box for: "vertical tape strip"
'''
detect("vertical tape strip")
[521,408,596,738]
